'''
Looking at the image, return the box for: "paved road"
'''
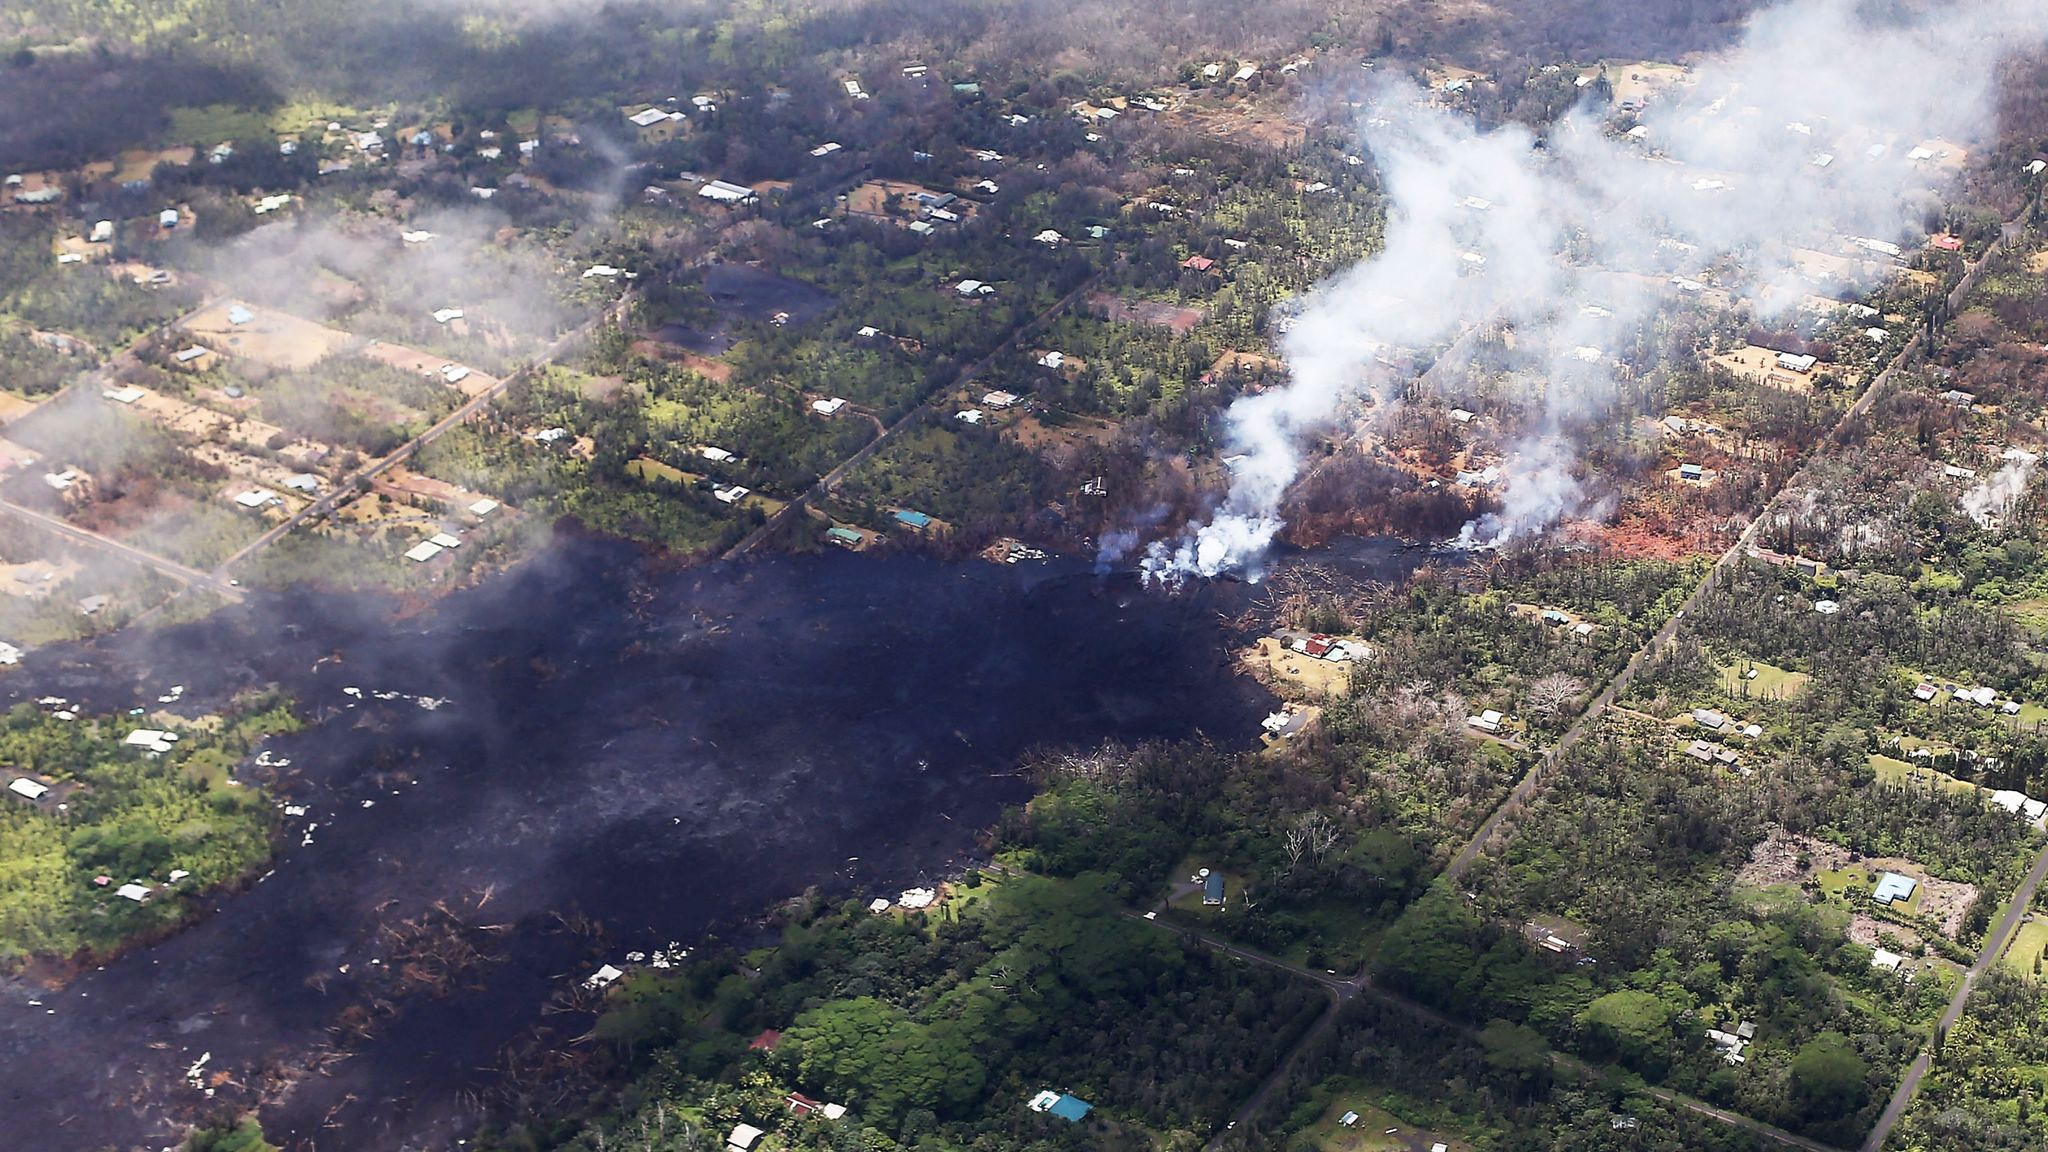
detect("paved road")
[1131,908,1839,1152]
[0,498,244,601]
[1443,289,1938,881]
[721,273,1102,560]
[1860,836,2048,1151]
[212,295,633,578]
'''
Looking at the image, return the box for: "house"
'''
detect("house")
[1944,464,1976,479]
[1027,1091,1093,1123]
[1038,351,1065,370]
[955,279,994,296]
[1449,408,1475,423]
[955,409,985,425]
[1705,1028,1748,1064]
[748,1029,781,1050]
[1467,709,1504,734]
[432,307,465,324]
[727,1123,765,1152]
[124,729,178,754]
[1813,599,1841,615]
[812,397,847,416]
[234,489,279,509]
[429,532,462,549]
[809,142,842,157]
[826,527,863,548]
[974,179,999,193]
[982,391,1019,410]
[8,777,49,802]
[893,509,933,530]
[698,180,757,203]
[226,304,255,326]
[173,346,210,365]
[584,964,624,989]
[1202,870,1224,905]
[78,594,111,616]
[1685,740,1716,763]
[440,364,471,385]
[1692,708,1728,731]
[285,474,320,493]
[1872,872,1918,905]
[1339,1111,1360,1127]
[158,208,180,229]
[404,540,445,563]
[1262,707,1313,740]
[1913,682,1938,701]
[1871,948,1905,973]
[1990,790,2048,822]
[1775,352,1817,373]
[713,485,750,504]
[116,883,151,902]
[1679,463,1704,482]
[469,498,500,517]
[1181,255,1215,272]
[701,446,735,463]
[1940,389,1976,407]
[1033,229,1064,246]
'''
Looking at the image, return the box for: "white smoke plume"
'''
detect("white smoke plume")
[1964,447,2040,528]
[1144,0,2048,582]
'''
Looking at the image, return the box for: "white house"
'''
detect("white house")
[698,179,757,203]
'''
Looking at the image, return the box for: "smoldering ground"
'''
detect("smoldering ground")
[1145,0,2048,582]
[0,538,1272,1151]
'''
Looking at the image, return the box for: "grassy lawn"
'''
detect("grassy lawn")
[1869,754,1978,796]
[2003,918,2048,977]
[1817,865,1922,913]
[167,104,277,145]
[1297,1096,1468,1152]
[627,456,693,484]
[1717,659,1811,700]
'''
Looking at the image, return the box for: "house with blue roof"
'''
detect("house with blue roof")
[1872,872,1918,906]
[892,509,933,530]
[1202,871,1224,906]
[1028,1090,1092,1122]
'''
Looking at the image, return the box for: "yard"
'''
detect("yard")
[1716,659,1811,700]
[1297,1096,1466,1152]
[1868,754,1977,796]
[2002,917,2048,977]
[1242,636,1352,698]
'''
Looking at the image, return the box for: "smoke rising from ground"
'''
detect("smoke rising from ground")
[1964,448,2040,528]
[1143,0,2048,582]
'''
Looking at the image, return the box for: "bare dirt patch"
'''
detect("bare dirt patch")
[1090,292,1205,332]
[1006,412,1121,459]
[186,302,353,371]
[361,342,500,398]
[1736,826,1851,889]
[1240,636,1350,698]
[631,340,732,382]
